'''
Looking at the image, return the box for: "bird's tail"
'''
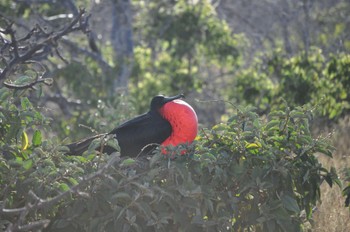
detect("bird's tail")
[65,134,106,156]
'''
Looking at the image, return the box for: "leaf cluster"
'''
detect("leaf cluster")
[1,99,344,231]
[225,49,350,119]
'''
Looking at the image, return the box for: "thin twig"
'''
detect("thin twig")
[0,8,88,84]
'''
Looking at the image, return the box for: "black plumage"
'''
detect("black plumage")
[65,94,183,157]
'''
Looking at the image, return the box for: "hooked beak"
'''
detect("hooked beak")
[163,94,184,104]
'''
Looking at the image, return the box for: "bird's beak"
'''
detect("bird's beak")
[163,94,184,103]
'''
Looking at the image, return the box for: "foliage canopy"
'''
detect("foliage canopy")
[0,88,341,231]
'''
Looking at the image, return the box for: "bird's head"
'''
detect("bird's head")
[150,94,184,111]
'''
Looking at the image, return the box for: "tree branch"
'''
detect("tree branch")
[0,8,89,85]
[3,77,53,90]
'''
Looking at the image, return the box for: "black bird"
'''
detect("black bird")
[65,94,198,157]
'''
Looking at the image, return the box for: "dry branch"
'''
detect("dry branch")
[0,8,90,86]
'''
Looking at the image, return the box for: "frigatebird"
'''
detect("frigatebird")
[65,94,198,157]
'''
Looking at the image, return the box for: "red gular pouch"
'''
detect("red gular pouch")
[159,99,198,157]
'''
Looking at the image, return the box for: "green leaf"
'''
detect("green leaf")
[13,76,33,85]
[305,204,313,219]
[245,142,262,149]
[43,78,53,86]
[21,130,29,151]
[88,138,103,151]
[36,85,43,98]
[59,183,70,192]
[58,146,70,153]
[303,170,310,184]
[32,130,42,146]
[23,159,33,170]
[21,97,33,110]
[324,173,333,188]
[290,110,308,119]
[265,119,280,130]
[112,192,132,204]
[268,110,286,118]
[149,153,163,168]
[202,152,217,161]
[315,147,333,158]
[298,135,313,144]
[281,194,300,213]
[330,166,342,188]
[106,138,120,151]
[121,158,136,167]
[68,177,79,186]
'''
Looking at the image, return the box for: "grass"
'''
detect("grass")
[312,116,350,231]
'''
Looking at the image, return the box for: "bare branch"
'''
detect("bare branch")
[61,39,113,76]
[54,46,69,64]
[0,8,89,85]
[5,219,51,232]
[3,78,52,90]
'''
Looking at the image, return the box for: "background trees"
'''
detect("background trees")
[1,0,350,231]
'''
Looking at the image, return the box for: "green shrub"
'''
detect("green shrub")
[1,99,343,231]
[227,49,350,119]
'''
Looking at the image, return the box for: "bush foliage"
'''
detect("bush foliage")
[0,90,343,231]
[227,49,350,119]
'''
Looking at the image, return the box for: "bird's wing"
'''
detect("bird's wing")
[109,112,172,156]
